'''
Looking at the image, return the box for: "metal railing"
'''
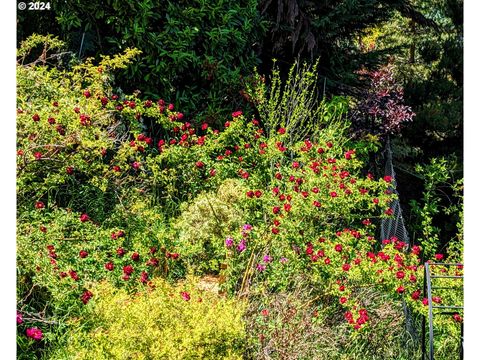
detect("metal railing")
[422,262,464,360]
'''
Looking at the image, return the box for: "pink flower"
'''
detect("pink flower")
[232,110,243,117]
[26,327,43,341]
[80,213,90,223]
[256,263,266,272]
[181,291,190,301]
[225,237,234,248]
[16,311,23,325]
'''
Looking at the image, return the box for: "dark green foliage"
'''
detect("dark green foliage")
[17,0,266,125]
[257,0,436,94]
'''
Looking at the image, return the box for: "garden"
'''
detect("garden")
[16,1,463,359]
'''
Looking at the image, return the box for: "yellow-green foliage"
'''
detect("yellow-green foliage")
[52,277,246,360]
[174,179,246,271]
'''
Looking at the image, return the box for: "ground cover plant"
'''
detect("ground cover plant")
[16,34,463,359]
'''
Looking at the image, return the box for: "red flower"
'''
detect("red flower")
[313,200,322,208]
[384,208,394,216]
[66,166,74,175]
[278,128,286,134]
[80,213,90,223]
[140,271,149,283]
[335,244,343,252]
[168,103,174,111]
[435,254,444,261]
[34,152,42,160]
[396,271,405,279]
[272,227,280,235]
[411,290,421,300]
[284,203,292,212]
[383,175,392,183]
[453,313,463,323]
[195,161,204,168]
[35,201,45,209]
[273,206,281,214]
[340,297,347,304]
[246,191,254,198]
[330,191,338,198]
[81,290,93,304]
[412,245,421,255]
[254,190,262,198]
[326,141,333,148]
[131,252,140,261]
[342,264,351,272]
[324,258,331,265]
[123,265,134,275]
[396,286,405,294]
[147,257,159,266]
[79,250,88,258]
[32,113,40,122]
[26,327,43,341]
[117,247,126,257]
[261,309,269,316]
[104,262,114,271]
[83,90,91,98]
[69,270,79,281]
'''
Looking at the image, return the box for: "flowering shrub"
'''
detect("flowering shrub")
[16,37,462,358]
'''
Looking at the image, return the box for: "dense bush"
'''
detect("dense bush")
[49,277,246,359]
[16,35,462,359]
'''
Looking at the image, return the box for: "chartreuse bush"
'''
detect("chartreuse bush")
[49,277,246,360]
